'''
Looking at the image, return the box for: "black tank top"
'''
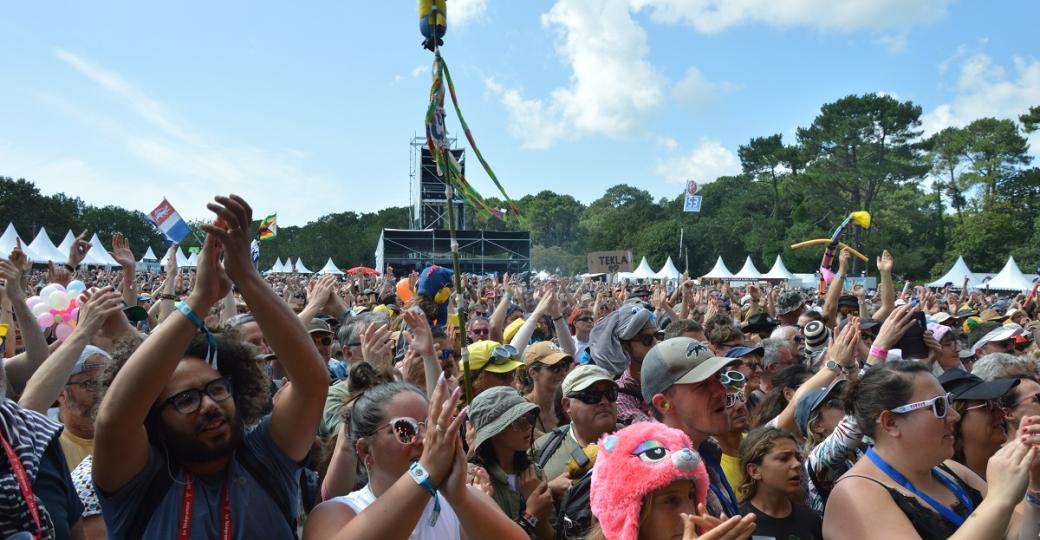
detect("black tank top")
[841,464,984,540]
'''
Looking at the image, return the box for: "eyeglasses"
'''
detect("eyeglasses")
[569,386,619,405]
[741,360,763,372]
[725,391,746,408]
[631,331,665,347]
[792,336,805,343]
[720,370,746,390]
[159,377,233,415]
[470,328,490,337]
[964,400,1008,415]
[66,379,99,393]
[438,349,456,360]
[379,417,428,444]
[574,317,594,323]
[888,392,953,419]
[534,361,570,374]
[1014,393,1040,408]
[312,335,333,346]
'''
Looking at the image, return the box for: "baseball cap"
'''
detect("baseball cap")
[69,345,111,378]
[524,341,573,366]
[971,325,1023,354]
[306,318,333,335]
[463,340,523,374]
[123,305,149,324]
[563,364,616,395]
[939,368,1019,401]
[795,378,846,437]
[979,309,1009,323]
[724,346,765,359]
[931,312,953,324]
[641,338,739,403]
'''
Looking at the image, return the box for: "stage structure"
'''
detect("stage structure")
[377,137,530,275]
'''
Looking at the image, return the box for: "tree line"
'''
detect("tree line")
[3,95,1038,279]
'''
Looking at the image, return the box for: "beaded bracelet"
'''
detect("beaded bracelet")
[175,301,218,365]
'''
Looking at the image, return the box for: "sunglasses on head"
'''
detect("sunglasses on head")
[888,392,953,419]
[379,417,428,444]
[439,349,456,360]
[569,386,619,405]
[491,345,519,363]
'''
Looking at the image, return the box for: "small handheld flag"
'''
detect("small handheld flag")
[258,214,277,241]
[147,198,191,245]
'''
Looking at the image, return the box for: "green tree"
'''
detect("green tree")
[958,118,1032,200]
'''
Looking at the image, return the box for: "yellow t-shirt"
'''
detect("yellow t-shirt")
[59,429,94,470]
[720,452,747,502]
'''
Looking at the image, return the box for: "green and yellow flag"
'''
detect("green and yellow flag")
[258,214,277,241]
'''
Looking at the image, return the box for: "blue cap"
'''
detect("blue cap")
[795,379,847,437]
[724,346,764,359]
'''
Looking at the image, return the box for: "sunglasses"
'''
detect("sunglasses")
[438,349,456,360]
[470,328,490,337]
[720,370,746,390]
[379,417,428,444]
[534,361,570,374]
[725,390,746,408]
[491,345,519,363]
[632,331,665,347]
[792,336,806,343]
[964,400,1008,415]
[574,316,594,323]
[511,410,539,430]
[741,360,763,372]
[159,377,233,415]
[888,392,953,419]
[569,386,619,405]
[312,335,333,346]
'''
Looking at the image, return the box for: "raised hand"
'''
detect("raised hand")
[682,505,757,540]
[188,230,232,308]
[46,261,72,288]
[77,286,125,335]
[419,374,467,486]
[9,238,29,273]
[403,308,435,358]
[165,243,179,275]
[873,303,919,350]
[109,233,136,270]
[827,316,861,368]
[199,194,256,283]
[0,259,26,302]
[67,231,92,268]
[852,284,866,300]
[360,322,393,367]
[838,249,851,274]
[876,250,893,273]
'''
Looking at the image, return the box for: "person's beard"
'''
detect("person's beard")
[162,408,244,465]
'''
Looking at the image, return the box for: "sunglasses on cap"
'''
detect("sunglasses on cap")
[491,344,519,363]
[631,331,665,347]
[887,392,953,419]
[378,417,428,444]
[568,386,619,405]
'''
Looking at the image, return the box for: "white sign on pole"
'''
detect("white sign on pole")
[683,194,702,212]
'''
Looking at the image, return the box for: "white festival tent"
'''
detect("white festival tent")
[0,224,32,260]
[731,256,762,281]
[927,256,977,289]
[631,257,656,279]
[139,247,158,262]
[762,255,799,281]
[184,252,198,268]
[701,257,734,280]
[27,228,68,265]
[57,231,77,262]
[159,247,190,269]
[84,234,120,267]
[292,258,313,274]
[316,258,344,275]
[269,257,286,274]
[654,256,681,280]
[978,257,1033,292]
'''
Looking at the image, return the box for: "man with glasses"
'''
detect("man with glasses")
[309,318,346,381]
[463,340,524,397]
[567,308,594,358]
[771,325,806,365]
[531,365,618,482]
[724,345,765,408]
[641,337,742,517]
[971,324,1026,357]
[56,346,111,470]
[467,316,491,343]
[716,370,751,498]
[589,305,660,424]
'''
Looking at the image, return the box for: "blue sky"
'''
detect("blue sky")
[2,1,1038,226]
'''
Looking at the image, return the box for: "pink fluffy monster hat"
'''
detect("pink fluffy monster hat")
[590,421,709,540]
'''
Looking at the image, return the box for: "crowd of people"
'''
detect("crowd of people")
[3,194,1040,539]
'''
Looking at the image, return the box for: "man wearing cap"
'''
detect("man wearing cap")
[939,368,1020,479]
[55,346,111,470]
[725,345,765,408]
[463,340,524,397]
[310,318,347,381]
[589,305,660,424]
[972,323,1025,358]
[641,337,742,517]
[531,365,618,482]
[775,290,806,326]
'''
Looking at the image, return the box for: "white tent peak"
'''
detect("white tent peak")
[631,257,655,279]
[654,256,681,280]
[28,227,68,265]
[184,252,198,268]
[981,256,1033,292]
[139,247,158,261]
[927,256,976,289]
[762,255,798,281]
[292,258,313,274]
[732,256,762,280]
[159,246,190,269]
[317,258,344,275]
[83,234,120,267]
[701,257,733,279]
[269,257,285,274]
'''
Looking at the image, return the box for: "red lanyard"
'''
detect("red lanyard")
[0,428,42,540]
[178,470,232,540]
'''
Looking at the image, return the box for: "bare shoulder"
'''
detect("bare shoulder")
[942,459,987,496]
[824,471,920,540]
[302,499,356,540]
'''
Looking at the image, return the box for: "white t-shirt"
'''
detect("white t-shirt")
[333,484,461,540]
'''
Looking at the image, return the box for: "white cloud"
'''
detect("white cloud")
[921,54,1040,147]
[44,49,341,225]
[656,135,679,152]
[451,0,489,26]
[672,66,737,106]
[488,0,666,149]
[628,0,951,34]
[654,139,741,184]
[877,33,908,54]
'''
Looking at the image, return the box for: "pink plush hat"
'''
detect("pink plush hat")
[590,422,709,540]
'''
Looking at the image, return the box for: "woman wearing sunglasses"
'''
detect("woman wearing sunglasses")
[937,369,1020,481]
[468,386,556,538]
[305,378,526,539]
[823,361,1040,540]
[521,342,574,435]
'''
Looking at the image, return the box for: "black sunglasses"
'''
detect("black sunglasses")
[631,331,665,347]
[574,316,594,323]
[534,361,571,374]
[159,377,233,415]
[568,386,618,405]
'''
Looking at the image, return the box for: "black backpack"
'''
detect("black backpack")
[556,467,593,539]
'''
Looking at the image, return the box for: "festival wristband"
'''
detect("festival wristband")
[176,301,218,365]
[869,345,889,359]
[1026,491,1040,509]
[408,462,441,526]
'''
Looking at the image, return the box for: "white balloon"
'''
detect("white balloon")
[31,302,50,317]
[48,291,69,310]
[67,280,86,292]
[39,285,57,299]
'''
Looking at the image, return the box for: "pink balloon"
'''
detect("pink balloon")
[55,323,74,341]
[71,308,80,321]
[36,312,55,328]
[26,296,42,309]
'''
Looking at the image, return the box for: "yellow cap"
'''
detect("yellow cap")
[462,340,523,374]
[504,317,525,343]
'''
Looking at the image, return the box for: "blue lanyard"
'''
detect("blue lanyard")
[865,447,973,526]
[705,460,740,517]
